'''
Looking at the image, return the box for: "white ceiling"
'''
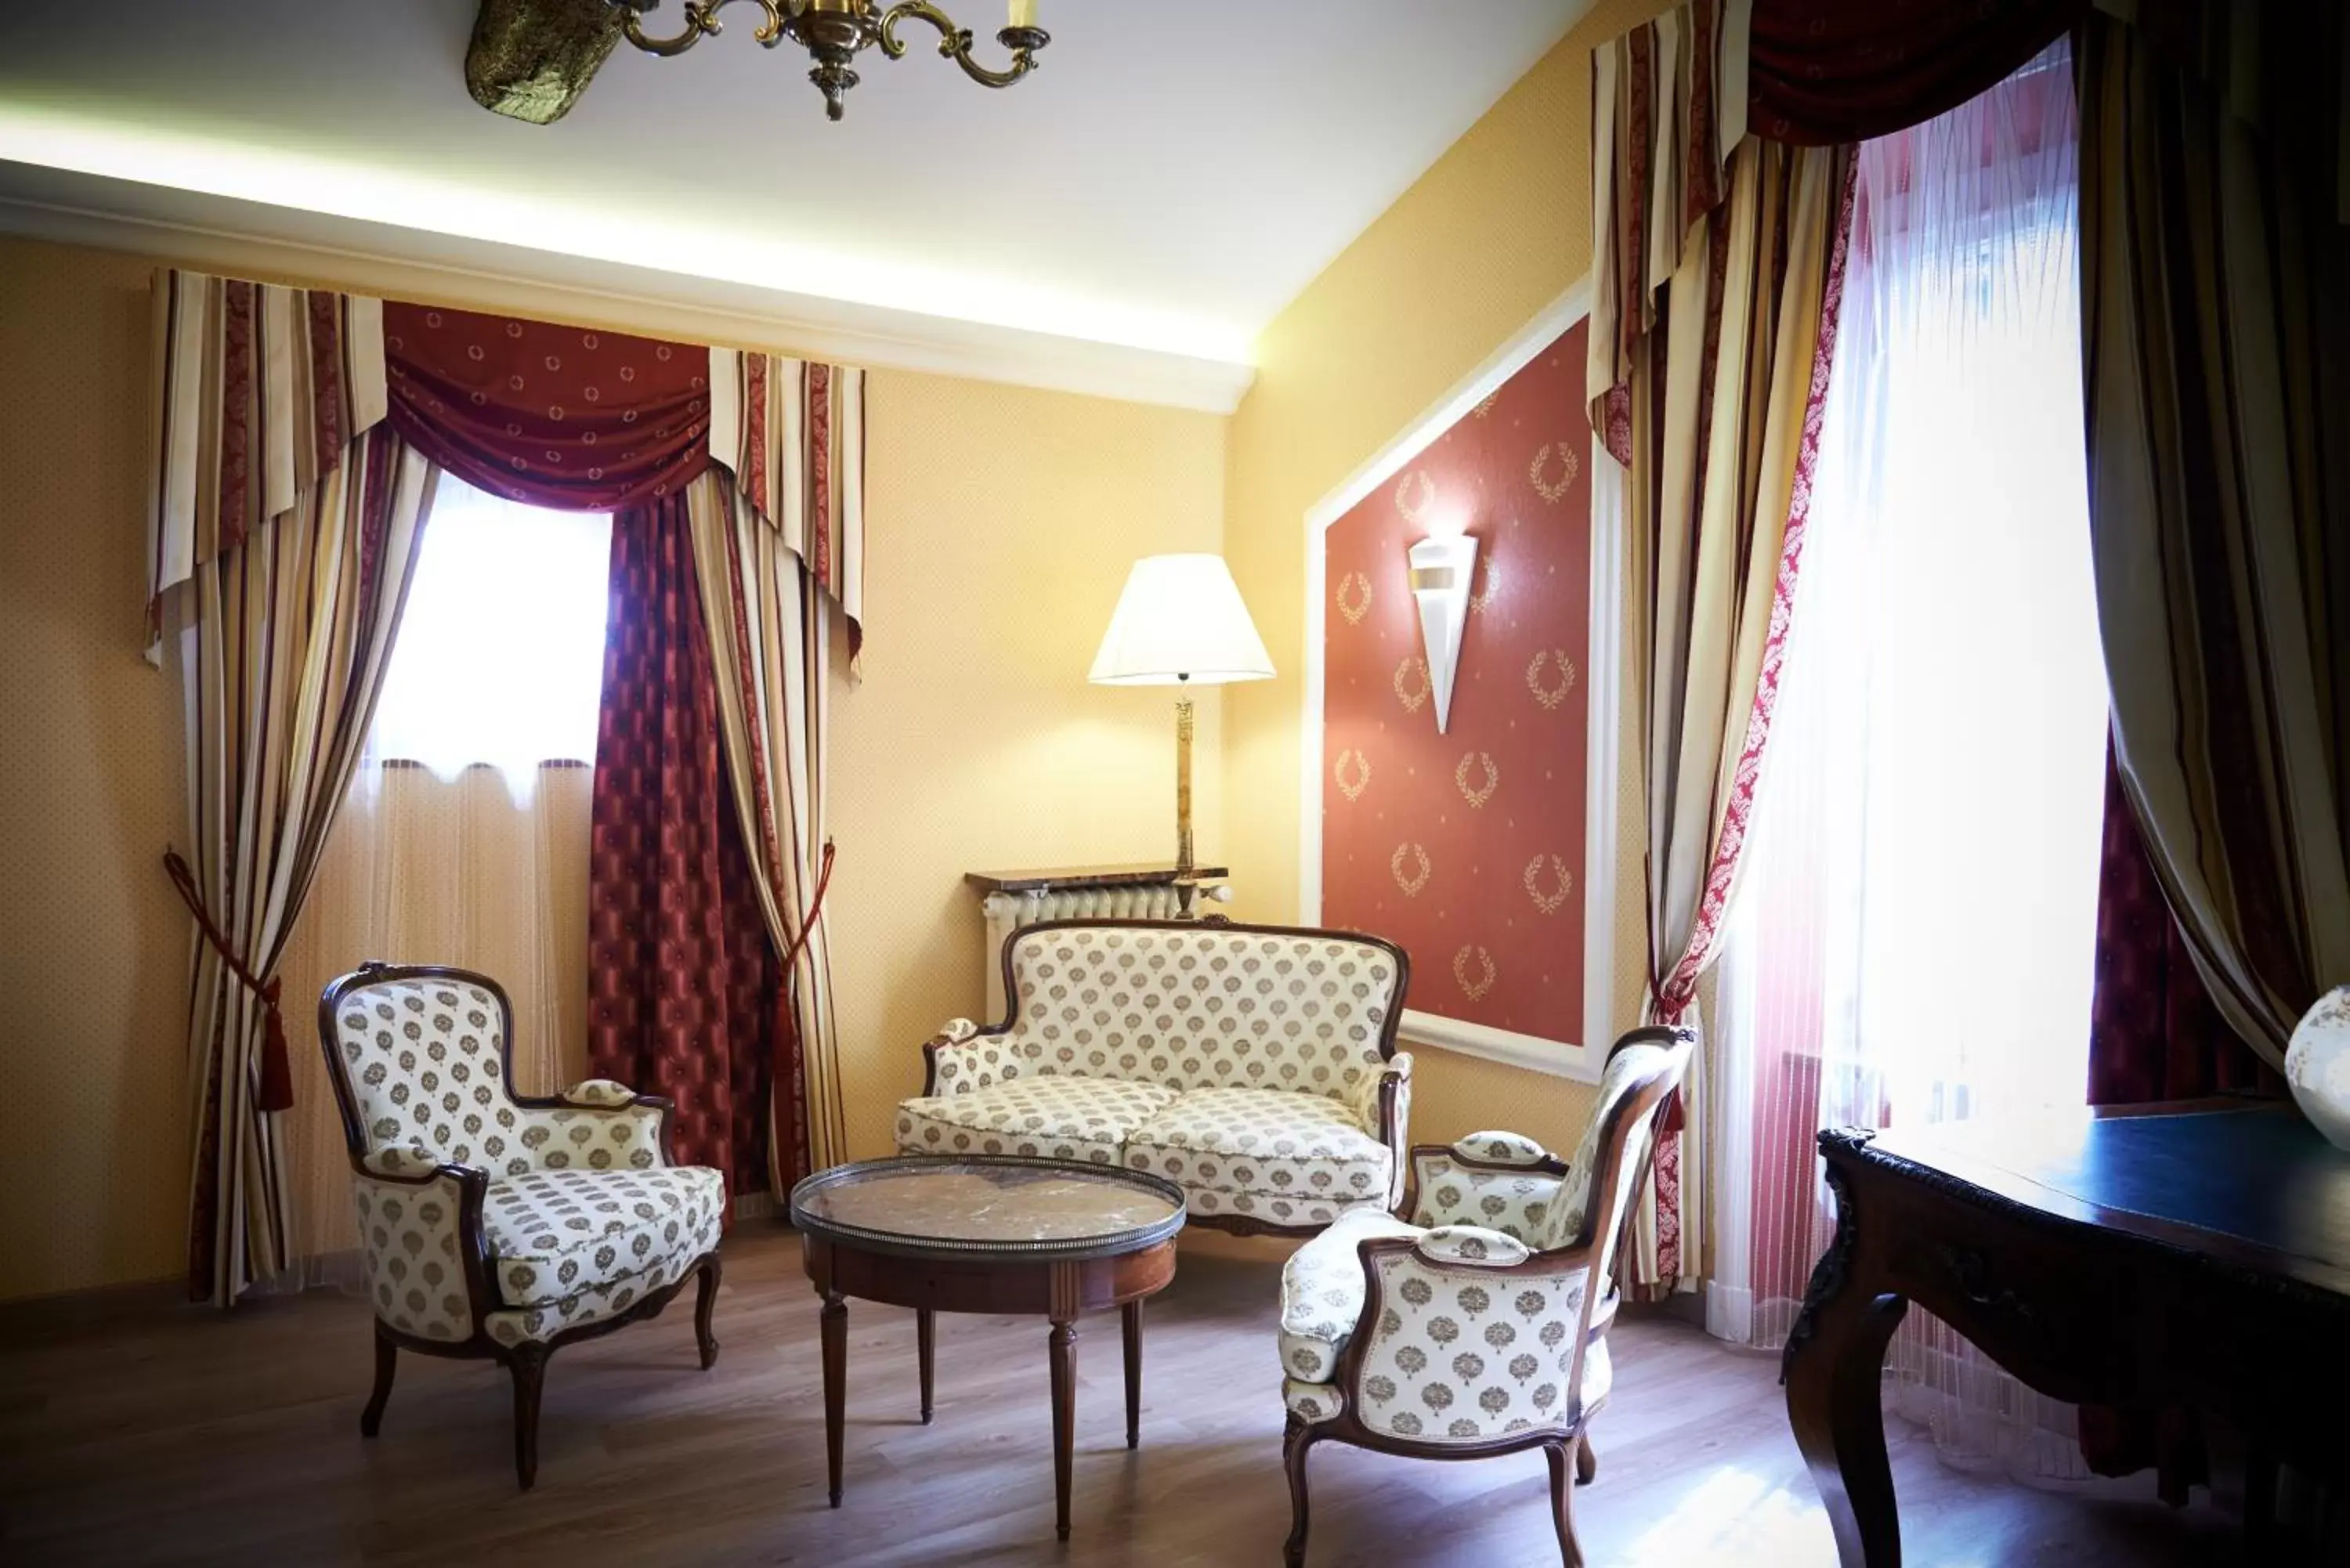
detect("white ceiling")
[0,0,1586,406]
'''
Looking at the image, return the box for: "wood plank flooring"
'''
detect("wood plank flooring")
[0,1226,2238,1566]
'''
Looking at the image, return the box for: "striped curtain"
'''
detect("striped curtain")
[1589,0,1858,1298]
[688,472,847,1180]
[146,273,389,651]
[172,425,436,1303]
[2078,5,2350,1067]
[710,349,866,665]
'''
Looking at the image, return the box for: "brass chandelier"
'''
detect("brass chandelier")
[607,0,1049,121]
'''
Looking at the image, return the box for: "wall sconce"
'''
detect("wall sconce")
[1407,533,1477,734]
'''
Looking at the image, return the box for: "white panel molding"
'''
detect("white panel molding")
[0,174,1258,414]
[1300,276,1617,1085]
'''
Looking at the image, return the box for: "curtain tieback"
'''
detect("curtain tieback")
[1647,974,1690,1135]
[163,848,294,1114]
[779,839,837,977]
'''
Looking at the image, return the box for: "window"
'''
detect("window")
[1710,41,2102,1471]
[368,478,612,797]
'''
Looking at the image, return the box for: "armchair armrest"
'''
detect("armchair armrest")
[1412,1224,1533,1267]
[1334,1234,1601,1442]
[1347,1052,1413,1135]
[919,1017,1024,1097]
[1452,1130,1559,1167]
[349,1146,493,1345]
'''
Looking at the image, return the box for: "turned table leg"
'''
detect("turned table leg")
[917,1308,935,1425]
[1122,1299,1143,1451]
[821,1289,848,1508]
[1048,1317,1077,1541]
[1782,1167,1910,1566]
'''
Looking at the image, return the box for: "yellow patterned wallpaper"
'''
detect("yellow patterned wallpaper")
[0,239,191,1302]
[0,233,1223,1299]
[1221,0,1674,1158]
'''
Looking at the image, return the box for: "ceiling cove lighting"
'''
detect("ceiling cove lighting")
[609,0,1049,121]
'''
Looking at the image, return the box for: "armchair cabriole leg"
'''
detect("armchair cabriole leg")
[1282,1414,1318,1568]
[360,1328,396,1437]
[1546,1440,1585,1567]
[694,1252,723,1370]
[509,1346,548,1491]
[1575,1431,1596,1485]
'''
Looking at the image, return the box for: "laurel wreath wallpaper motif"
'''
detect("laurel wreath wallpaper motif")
[1321,322,1592,1041]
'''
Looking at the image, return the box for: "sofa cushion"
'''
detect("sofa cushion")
[895,1078,1177,1166]
[1124,1086,1394,1227]
[484,1165,725,1310]
[1278,1206,1424,1382]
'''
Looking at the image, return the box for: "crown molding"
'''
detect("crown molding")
[0,161,1257,415]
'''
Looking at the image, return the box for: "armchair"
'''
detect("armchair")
[1274,1026,1695,1566]
[319,962,727,1488]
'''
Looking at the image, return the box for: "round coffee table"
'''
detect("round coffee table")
[788,1154,1186,1541]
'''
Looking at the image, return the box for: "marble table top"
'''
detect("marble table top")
[790,1155,1187,1261]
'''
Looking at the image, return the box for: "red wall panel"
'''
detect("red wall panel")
[1321,321,1593,1040]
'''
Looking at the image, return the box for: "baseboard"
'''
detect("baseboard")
[0,1271,190,1335]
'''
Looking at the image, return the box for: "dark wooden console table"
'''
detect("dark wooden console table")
[789,1156,1186,1541]
[1783,1100,2350,1566]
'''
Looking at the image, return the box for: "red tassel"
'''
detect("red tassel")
[255,977,294,1113]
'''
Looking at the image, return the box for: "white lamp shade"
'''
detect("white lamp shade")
[1088,554,1274,686]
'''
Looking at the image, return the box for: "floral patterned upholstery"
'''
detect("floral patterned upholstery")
[1407,1149,1566,1245]
[895,1078,1175,1165]
[1278,1207,1422,1380]
[1277,1029,1693,1565]
[1123,1086,1394,1225]
[327,977,667,1177]
[323,966,723,1350]
[484,1166,725,1308]
[900,923,1410,1231]
[352,1168,477,1343]
[1279,1031,1690,1440]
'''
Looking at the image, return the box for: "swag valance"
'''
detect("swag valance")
[146,272,866,656]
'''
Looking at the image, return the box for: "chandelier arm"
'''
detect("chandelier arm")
[613,0,786,56]
[877,2,1044,86]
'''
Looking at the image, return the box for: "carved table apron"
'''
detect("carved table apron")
[1782,1103,2350,1566]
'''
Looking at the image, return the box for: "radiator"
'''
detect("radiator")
[978,882,1231,1021]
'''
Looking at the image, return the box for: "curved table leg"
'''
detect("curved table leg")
[1783,1165,1910,1566]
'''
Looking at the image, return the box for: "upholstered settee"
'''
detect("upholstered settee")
[894,919,1412,1236]
[319,963,726,1488]
[1273,1028,1694,1566]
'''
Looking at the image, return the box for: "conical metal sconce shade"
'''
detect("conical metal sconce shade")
[1408,534,1477,735]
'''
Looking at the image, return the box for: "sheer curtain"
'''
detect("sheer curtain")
[1708,41,2108,1473]
[273,479,609,1274]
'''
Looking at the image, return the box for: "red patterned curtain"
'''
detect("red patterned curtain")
[2088,746,2282,1107]
[585,497,779,1197]
[1748,0,2084,146]
[382,302,712,511]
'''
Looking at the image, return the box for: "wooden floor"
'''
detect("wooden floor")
[1,1226,2239,1566]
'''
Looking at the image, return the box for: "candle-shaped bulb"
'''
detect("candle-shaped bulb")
[1009,0,1036,27]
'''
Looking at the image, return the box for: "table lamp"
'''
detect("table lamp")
[1088,554,1274,915]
